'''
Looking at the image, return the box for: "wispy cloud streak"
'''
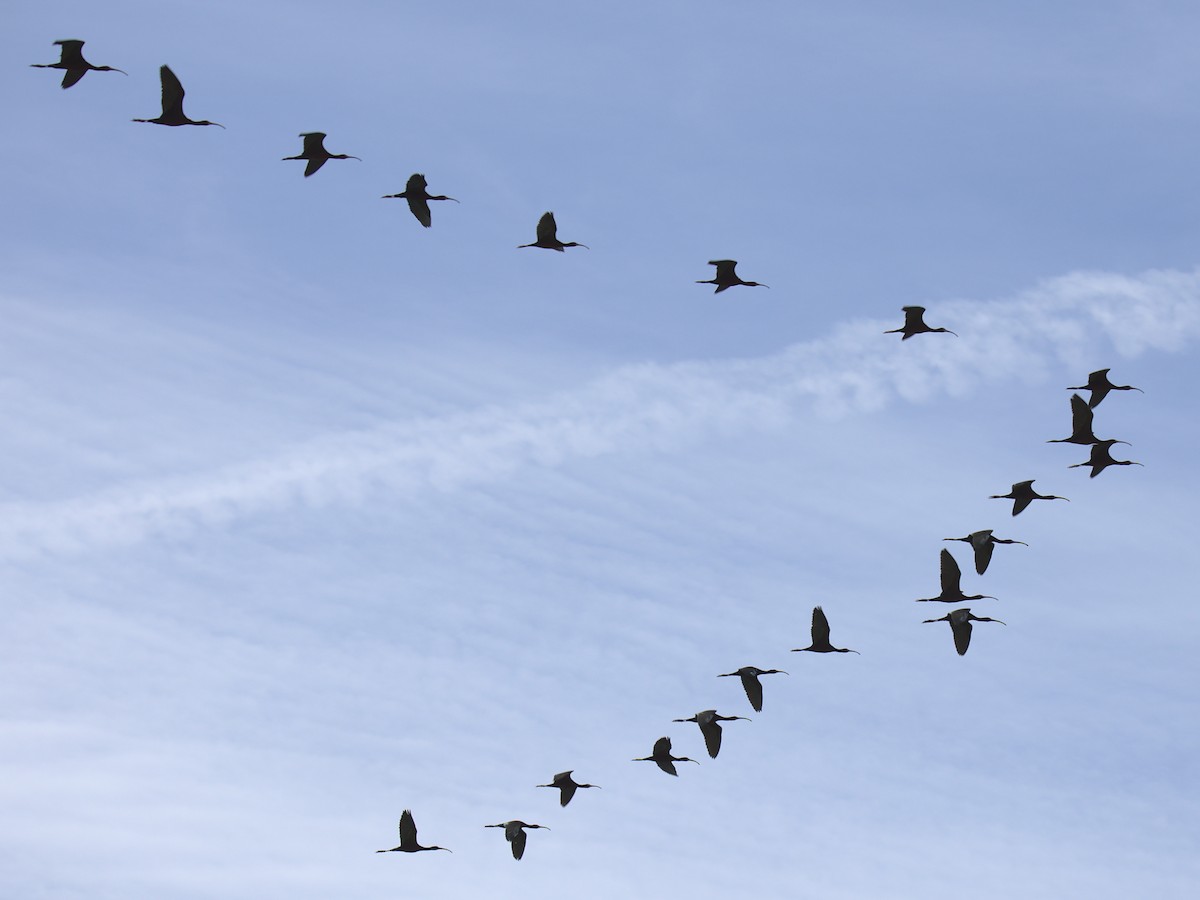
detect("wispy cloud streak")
[3,268,1198,557]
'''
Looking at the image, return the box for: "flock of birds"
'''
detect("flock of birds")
[33,38,1148,864]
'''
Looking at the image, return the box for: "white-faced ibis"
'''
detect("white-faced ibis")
[943,530,1027,575]
[382,173,458,227]
[32,39,126,89]
[537,771,599,807]
[990,480,1069,516]
[485,820,548,861]
[1047,394,1128,446]
[672,709,749,759]
[132,65,223,128]
[376,809,451,853]
[695,259,769,293]
[915,548,997,603]
[792,606,859,654]
[518,211,588,250]
[283,132,360,176]
[718,666,787,713]
[633,736,699,776]
[923,608,1005,656]
[884,306,956,339]
[1068,368,1143,409]
[1069,440,1143,478]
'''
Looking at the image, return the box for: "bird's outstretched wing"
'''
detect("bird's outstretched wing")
[972,533,995,575]
[1009,481,1035,516]
[903,306,926,330]
[1069,393,1096,441]
[554,772,576,806]
[950,616,972,656]
[740,671,764,713]
[509,825,527,860]
[698,720,722,758]
[939,548,962,595]
[159,65,186,118]
[408,196,432,227]
[300,132,326,154]
[535,212,558,243]
[811,606,832,646]
[399,809,418,846]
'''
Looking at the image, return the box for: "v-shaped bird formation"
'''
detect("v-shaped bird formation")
[30,34,1151,867]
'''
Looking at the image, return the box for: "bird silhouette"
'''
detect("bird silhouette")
[633,736,699,776]
[283,132,360,176]
[990,480,1069,516]
[884,306,956,339]
[943,530,1027,575]
[1069,440,1143,478]
[382,173,458,227]
[536,771,599,807]
[792,606,859,654]
[485,820,548,861]
[376,809,451,853]
[31,39,126,89]
[132,65,224,128]
[518,211,588,250]
[922,608,1006,656]
[1047,393,1128,446]
[672,709,749,759]
[915,548,997,603]
[1068,368,1143,409]
[695,259,769,293]
[718,666,787,713]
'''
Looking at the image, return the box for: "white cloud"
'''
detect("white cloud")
[2,267,1196,559]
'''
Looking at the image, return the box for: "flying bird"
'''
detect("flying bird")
[633,736,699,776]
[1047,394,1128,446]
[132,65,224,128]
[382,173,458,227]
[922,608,1006,656]
[1069,440,1143,478]
[943,530,1027,575]
[485,820,548,861]
[884,306,956,339]
[672,709,749,759]
[718,666,787,713]
[518,211,588,250]
[31,39,126,89]
[792,606,859,654]
[915,548,997,603]
[990,480,1069,516]
[283,132,360,176]
[1068,368,1143,409]
[695,259,769,293]
[536,771,599,807]
[376,809,451,854]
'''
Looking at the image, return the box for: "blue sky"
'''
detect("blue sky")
[3,3,1199,898]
